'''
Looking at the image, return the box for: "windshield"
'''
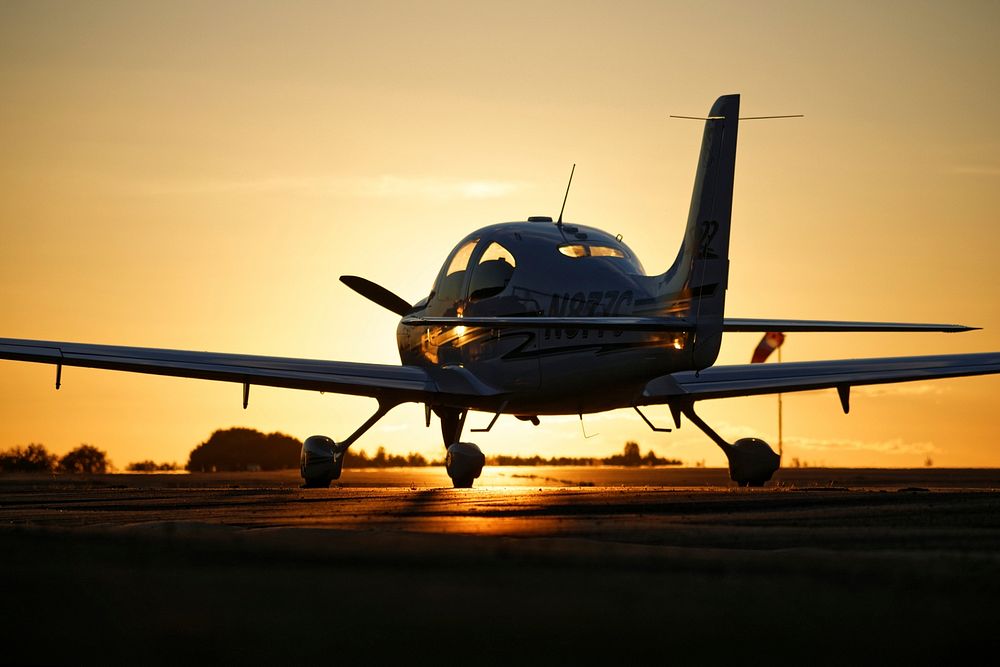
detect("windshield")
[469,242,516,301]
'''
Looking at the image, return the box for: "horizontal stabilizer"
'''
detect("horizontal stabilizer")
[722,318,977,333]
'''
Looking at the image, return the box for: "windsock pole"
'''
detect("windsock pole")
[777,345,783,457]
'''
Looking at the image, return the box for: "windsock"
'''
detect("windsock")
[751,331,785,364]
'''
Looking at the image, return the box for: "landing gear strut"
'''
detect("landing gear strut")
[679,403,780,487]
[299,400,399,488]
[434,407,485,488]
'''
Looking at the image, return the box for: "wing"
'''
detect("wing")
[0,337,500,402]
[642,352,1000,403]
[401,315,974,333]
[721,318,977,333]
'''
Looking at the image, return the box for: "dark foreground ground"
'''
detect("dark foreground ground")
[3,468,1000,664]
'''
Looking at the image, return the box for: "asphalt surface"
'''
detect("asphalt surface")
[3,468,1000,664]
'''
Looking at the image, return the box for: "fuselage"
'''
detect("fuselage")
[395,219,698,415]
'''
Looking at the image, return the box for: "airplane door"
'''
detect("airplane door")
[460,240,540,390]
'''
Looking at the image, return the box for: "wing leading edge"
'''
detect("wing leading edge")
[0,337,501,402]
[642,352,1000,403]
[401,315,975,333]
[720,318,977,333]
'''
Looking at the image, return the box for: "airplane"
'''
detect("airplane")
[2,93,998,488]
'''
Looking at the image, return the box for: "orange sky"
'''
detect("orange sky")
[1,1,999,468]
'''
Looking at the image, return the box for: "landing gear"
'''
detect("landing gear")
[445,442,486,488]
[298,400,399,488]
[300,435,345,488]
[434,406,486,488]
[678,404,781,487]
[727,437,781,487]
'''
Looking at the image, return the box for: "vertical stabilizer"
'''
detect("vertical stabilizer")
[654,94,740,369]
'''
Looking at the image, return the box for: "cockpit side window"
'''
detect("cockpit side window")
[435,238,478,307]
[477,242,516,268]
[446,240,478,277]
[558,244,627,259]
[468,242,516,302]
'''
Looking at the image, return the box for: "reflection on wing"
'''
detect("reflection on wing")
[0,337,497,401]
[402,315,697,331]
[642,352,1000,402]
[403,315,975,333]
[721,318,977,333]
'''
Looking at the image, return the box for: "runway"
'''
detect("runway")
[3,468,1000,664]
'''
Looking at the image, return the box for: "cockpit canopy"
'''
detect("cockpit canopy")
[425,222,642,317]
[430,238,517,315]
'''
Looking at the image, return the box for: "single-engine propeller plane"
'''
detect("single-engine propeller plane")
[3,94,998,487]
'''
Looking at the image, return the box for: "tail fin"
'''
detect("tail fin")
[654,94,740,368]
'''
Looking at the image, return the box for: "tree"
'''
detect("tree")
[127,460,180,472]
[58,445,110,474]
[186,428,302,472]
[623,441,642,466]
[601,442,681,467]
[344,448,430,468]
[406,452,428,466]
[0,443,57,473]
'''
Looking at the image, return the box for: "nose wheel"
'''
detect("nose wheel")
[435,407,486,488]
[445,442,485,488]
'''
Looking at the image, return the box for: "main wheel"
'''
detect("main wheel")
[727,438,780,487]
[300,435,344,488]
[445,442,485,488]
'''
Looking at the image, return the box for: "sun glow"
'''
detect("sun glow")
[0,2,998,468]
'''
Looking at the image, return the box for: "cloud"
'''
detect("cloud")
[357,176,527,199]
[786,435,937,455]
[946,165,1000,176]
[130,174,531,199]
[375,422,411,433]
[854,383,945,397]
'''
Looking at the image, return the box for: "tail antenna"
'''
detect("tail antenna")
[557,163,576,227]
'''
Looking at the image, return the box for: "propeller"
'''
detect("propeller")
[339,275,413,316]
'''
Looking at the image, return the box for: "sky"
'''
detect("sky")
[1,0,999,469]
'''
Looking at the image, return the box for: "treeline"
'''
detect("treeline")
[185,429,433,471]
[0,443,179,474]
[346,447,436,468]
[489,442,680,467]
[127,460,182,472]
[346,440,680,467]
[0,443,112,474]
[2,431,681,474]
[346,441,679,468]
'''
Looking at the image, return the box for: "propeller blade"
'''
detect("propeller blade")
[339,275,413,316]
